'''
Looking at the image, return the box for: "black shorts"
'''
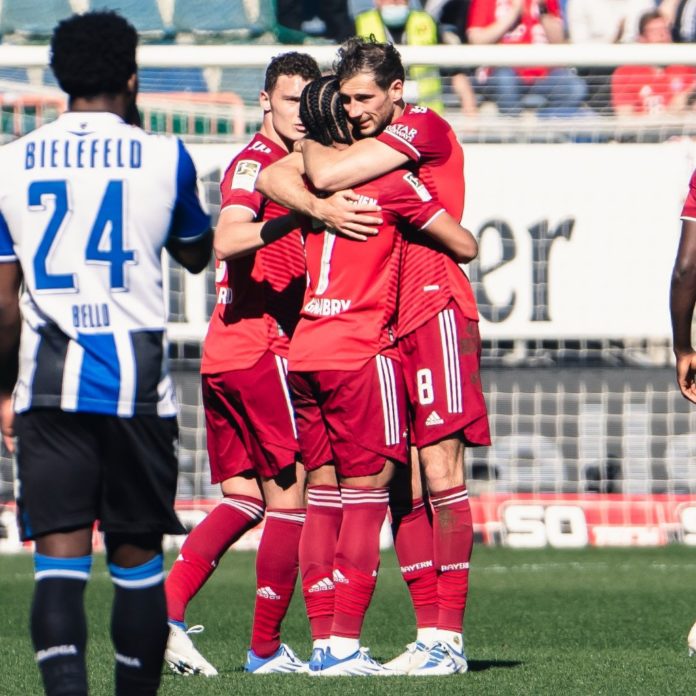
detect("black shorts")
[15,409,185,541]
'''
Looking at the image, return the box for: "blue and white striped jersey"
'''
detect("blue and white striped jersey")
[0,112,210,417]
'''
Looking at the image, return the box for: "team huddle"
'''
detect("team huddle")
[163,41,491,678]
[0,10,491,695]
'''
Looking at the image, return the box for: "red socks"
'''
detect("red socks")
[332,487,389,639]
[391,497,438,630]
[165,494,264,623]
[430,486,473,633]
[250,508,305,657]
[300,486,342,641]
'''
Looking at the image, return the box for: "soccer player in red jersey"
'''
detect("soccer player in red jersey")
[258,37,491,675]
[164,52,382,677]
[162,53,320,677]
[288,76,478,676]
[670,169,696,655]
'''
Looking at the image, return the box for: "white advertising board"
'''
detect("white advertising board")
[464,142,695,339]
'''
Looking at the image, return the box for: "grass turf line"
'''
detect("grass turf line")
[2,546,696,695]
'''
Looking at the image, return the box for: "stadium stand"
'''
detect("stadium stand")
[172,0,277,41]
[139,66,209,92]
[0,0,73,39]
[90,0,170,40]
[218,67,266,104]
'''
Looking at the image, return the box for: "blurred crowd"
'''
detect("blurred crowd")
[284,0,696,118]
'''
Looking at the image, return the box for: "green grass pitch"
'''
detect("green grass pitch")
[2,546,696,695]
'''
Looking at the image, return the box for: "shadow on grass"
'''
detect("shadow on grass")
[467,659,523,672]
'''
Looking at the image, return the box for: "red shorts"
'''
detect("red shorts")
[288,354,408,478]
[202,350,299,483]
[399,300,491,449]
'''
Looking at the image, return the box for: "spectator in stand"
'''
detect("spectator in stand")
[354,0,477,116]
[567,0,658,43]
[611,10,696,115]
[566,0,657,114]
[421,0,481,118]
[277,0,354,42]
[466,0,589,117]
[425,0,471,42]
[660,0,696,42]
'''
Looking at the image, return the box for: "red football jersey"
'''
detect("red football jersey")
[681,169,696,220]
[201,133,305,374]
[289,170,445,372]
[612,65,696,115]
[377,104,479,338]
[468,0,562,81]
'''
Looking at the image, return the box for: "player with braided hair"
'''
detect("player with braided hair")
[286,76,478,677]
[299,75,354,147]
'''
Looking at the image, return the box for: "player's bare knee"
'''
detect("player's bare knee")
[35,527,93,558]
[104,532,162,567]
[419,437,465,492]
[342,459,396,489]
[220,471,263,499]
[262,475,304,509]
[306,463,338,487]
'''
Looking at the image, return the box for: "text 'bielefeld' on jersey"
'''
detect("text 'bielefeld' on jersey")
[289,169,445,372]
[377,104,479,337]
[201,132,305,374]
[0,112,210,417]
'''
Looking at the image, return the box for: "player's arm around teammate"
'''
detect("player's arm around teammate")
[256,150,384,241]
[213,206,300,260]
[285,77,414,676]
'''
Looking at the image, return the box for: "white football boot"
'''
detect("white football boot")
[164,623,218,677]
[307,647,326,676]
[688,620,696,656]
[383,641,430,673]
[410,640,468,676]
[318,647,405,676]
[244,643,308,674]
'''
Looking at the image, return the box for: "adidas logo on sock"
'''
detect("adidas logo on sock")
[332,569,349,584]
[308,577,335,593]
[425,411,444,426]
[256,586,281,600]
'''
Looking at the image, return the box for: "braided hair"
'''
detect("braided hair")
[299,75,353,147]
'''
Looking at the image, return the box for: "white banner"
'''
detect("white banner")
[189,140,696,340]
[464,141,695,339]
